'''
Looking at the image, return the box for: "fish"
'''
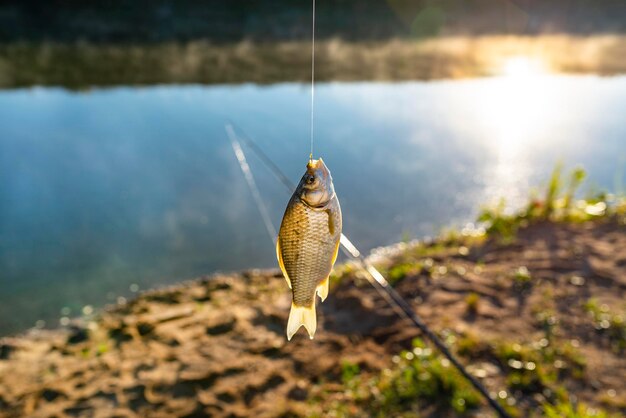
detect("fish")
[276,157,342,340]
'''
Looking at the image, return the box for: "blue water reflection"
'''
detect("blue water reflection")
[0,76,624,334]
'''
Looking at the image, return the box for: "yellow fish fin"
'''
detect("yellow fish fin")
[287,302,316,340]
[330,237,341,266]
[316,276,330,302]
[276,239,291,289]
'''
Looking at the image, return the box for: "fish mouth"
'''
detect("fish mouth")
[307,157,326,171]
[307,158,321,169]
[306,157,330,179]
[301,157,334,207]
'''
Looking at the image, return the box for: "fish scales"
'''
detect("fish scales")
[280,196,341,307]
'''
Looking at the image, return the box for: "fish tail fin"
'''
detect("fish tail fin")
[287,302,316,341]
[316,276,330,302]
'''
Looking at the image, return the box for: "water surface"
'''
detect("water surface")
[1,75,625,334]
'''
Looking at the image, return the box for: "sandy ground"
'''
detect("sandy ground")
[0,220,624,417]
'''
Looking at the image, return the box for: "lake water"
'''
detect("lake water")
[1,75,625,335]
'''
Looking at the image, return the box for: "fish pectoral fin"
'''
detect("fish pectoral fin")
[287,303,316,341]
[316,276,330,302]
[276,239,291,289]
[330,237,341,267]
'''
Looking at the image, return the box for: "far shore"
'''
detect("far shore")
[1,35,625,89]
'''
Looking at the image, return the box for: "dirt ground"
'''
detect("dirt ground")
[0,220,624,418]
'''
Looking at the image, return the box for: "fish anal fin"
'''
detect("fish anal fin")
[287,303,317,340]
[316,276,330,302]
[276,239,291,289]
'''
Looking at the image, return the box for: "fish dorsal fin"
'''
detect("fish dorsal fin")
[276,239,292,289]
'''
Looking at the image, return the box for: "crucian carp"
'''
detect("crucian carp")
[276,157,342,340]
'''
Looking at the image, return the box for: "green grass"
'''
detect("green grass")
[478,165,625,240]
[512,266,534,292]
[387,262,424,285]
[465,292,480,314]
[322,338,482,417]
[493,338,586,397]
[455,331,488,358]
[583,299,626,353]
[341,361,361,387]
[310,333,610,417]
[449,322,589,413]
[543,400,619,418]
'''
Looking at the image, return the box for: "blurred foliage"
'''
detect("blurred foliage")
[308,330,621,417]
[464,292,480,314]
[2,35,625,89]
[478,165,626,240]
[319,338,482,417]
[493,338,586,396]
[453,329,593,416]
[372,226,485,286]
[387,262,424,285]
[1,0,625,43]
[543,400,617,418]
[583,299,626,354]
[513,266,532,286]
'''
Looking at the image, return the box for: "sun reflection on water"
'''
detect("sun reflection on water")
[478,56,555,207]
[490,56,552,154]
[501,56,547,79]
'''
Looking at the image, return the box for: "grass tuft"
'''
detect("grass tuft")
[465,292,480,315]
[583,299,626,354]
[478,165,625,240]
[325,339,482,417]
[543,399,618,418]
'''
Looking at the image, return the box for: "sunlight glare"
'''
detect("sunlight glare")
[474,55,554,208]
[501,56,547,78]
[484,55,552,158]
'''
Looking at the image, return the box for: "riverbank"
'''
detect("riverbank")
[0,218,624,417]
[1,35,625,88]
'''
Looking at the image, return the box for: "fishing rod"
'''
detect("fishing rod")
[225,123,512,418]
[227,124,278,242]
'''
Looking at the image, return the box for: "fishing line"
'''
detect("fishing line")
[225,123,512,418]
[309,0,316,161]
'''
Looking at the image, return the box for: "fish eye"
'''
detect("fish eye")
[306,175,315,184]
